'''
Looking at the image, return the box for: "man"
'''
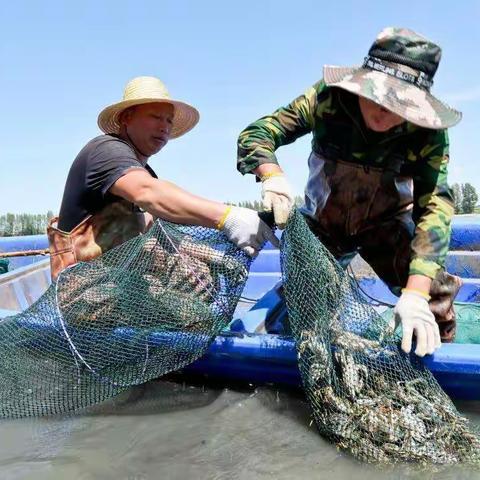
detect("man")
[49,76,277,280]
[237,27,462,357]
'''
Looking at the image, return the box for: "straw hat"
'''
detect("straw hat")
[98,76,199,138]
[323,27,461,129]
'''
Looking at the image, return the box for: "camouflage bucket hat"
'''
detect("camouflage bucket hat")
[323,27,462,129]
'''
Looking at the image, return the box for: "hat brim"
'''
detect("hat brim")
[97,98,199,139]
[323,65,461,129]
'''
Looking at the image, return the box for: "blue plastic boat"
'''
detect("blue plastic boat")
[1,215,480,400]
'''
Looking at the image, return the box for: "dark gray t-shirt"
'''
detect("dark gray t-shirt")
[58,134,157,231]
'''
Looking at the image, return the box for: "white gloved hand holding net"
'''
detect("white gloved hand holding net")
[219,206,279,256]
[261,173,294,229]
[392,289,441,357]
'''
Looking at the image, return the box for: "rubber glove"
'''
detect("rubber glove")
[261,173,294,229]
[219,206,280,256]
[392,289,441,357]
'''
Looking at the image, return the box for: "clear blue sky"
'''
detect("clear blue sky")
[2,0,480,214]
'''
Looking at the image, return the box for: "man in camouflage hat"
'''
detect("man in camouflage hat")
[237,27,463,356]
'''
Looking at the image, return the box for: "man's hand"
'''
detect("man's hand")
[220,206,280,256]
[392,289,441,357]
[261,173,294,229]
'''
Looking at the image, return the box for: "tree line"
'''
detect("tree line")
[234,196,304,211]
[236,186,480,216]
[0,212,54,236]
[0,185,478,237]
[452,183,479,214]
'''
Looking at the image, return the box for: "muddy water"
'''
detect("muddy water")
[0,379,478,480]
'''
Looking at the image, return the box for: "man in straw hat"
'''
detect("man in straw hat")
[48,76,277,280]
[237,27,463,356]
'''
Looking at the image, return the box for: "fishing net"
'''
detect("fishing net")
[0,258,8,274]
[281,209,480,466]
[454,303,480,344]
[381,302,480,345]
[1,208,479,467]
[0,220,251,417]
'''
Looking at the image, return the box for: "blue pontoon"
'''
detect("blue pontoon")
[1,215,479,400]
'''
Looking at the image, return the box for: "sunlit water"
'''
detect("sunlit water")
[0,378,478,480]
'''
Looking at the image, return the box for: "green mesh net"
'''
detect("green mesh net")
[281,209,480,466]
[0,220,251,417]
[1,210,480,467]
[448,303,480,344]
[381,302,480,345]
[0,258,8,275]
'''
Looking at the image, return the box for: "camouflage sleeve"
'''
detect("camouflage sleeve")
[409,129,454,278]
[237,82,323,174]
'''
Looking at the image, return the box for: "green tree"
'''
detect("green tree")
[294,195,304,207]
[253,200,262,211]
[0,212,55,236]
[22,214,36,235]
[5,213,15,236]
[461,183,479,214]
[452,183,463,214]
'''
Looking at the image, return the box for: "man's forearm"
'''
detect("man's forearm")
[111,170,227,228]
[252,164,284,179]
[405,274,433,296]
[138,179,227,228]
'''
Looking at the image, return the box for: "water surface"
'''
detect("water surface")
[0,378,478,480]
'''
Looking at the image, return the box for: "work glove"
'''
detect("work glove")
[219,206,280,257]
[392,289,441,357]
[261,173,294,229]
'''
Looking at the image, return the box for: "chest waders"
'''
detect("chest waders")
[301,150,460,342]
[47,199,152,281]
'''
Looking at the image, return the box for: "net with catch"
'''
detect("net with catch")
[0,219,251,417]
[281,209,480,466]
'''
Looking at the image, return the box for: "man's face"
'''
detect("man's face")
[122,103,174,157]
[358,96,405,132]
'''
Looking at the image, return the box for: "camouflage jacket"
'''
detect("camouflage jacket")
[237,81,454,278]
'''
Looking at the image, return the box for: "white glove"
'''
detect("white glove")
[221,206,280,256]
[392,290,441,357]
[261,174,294,229]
